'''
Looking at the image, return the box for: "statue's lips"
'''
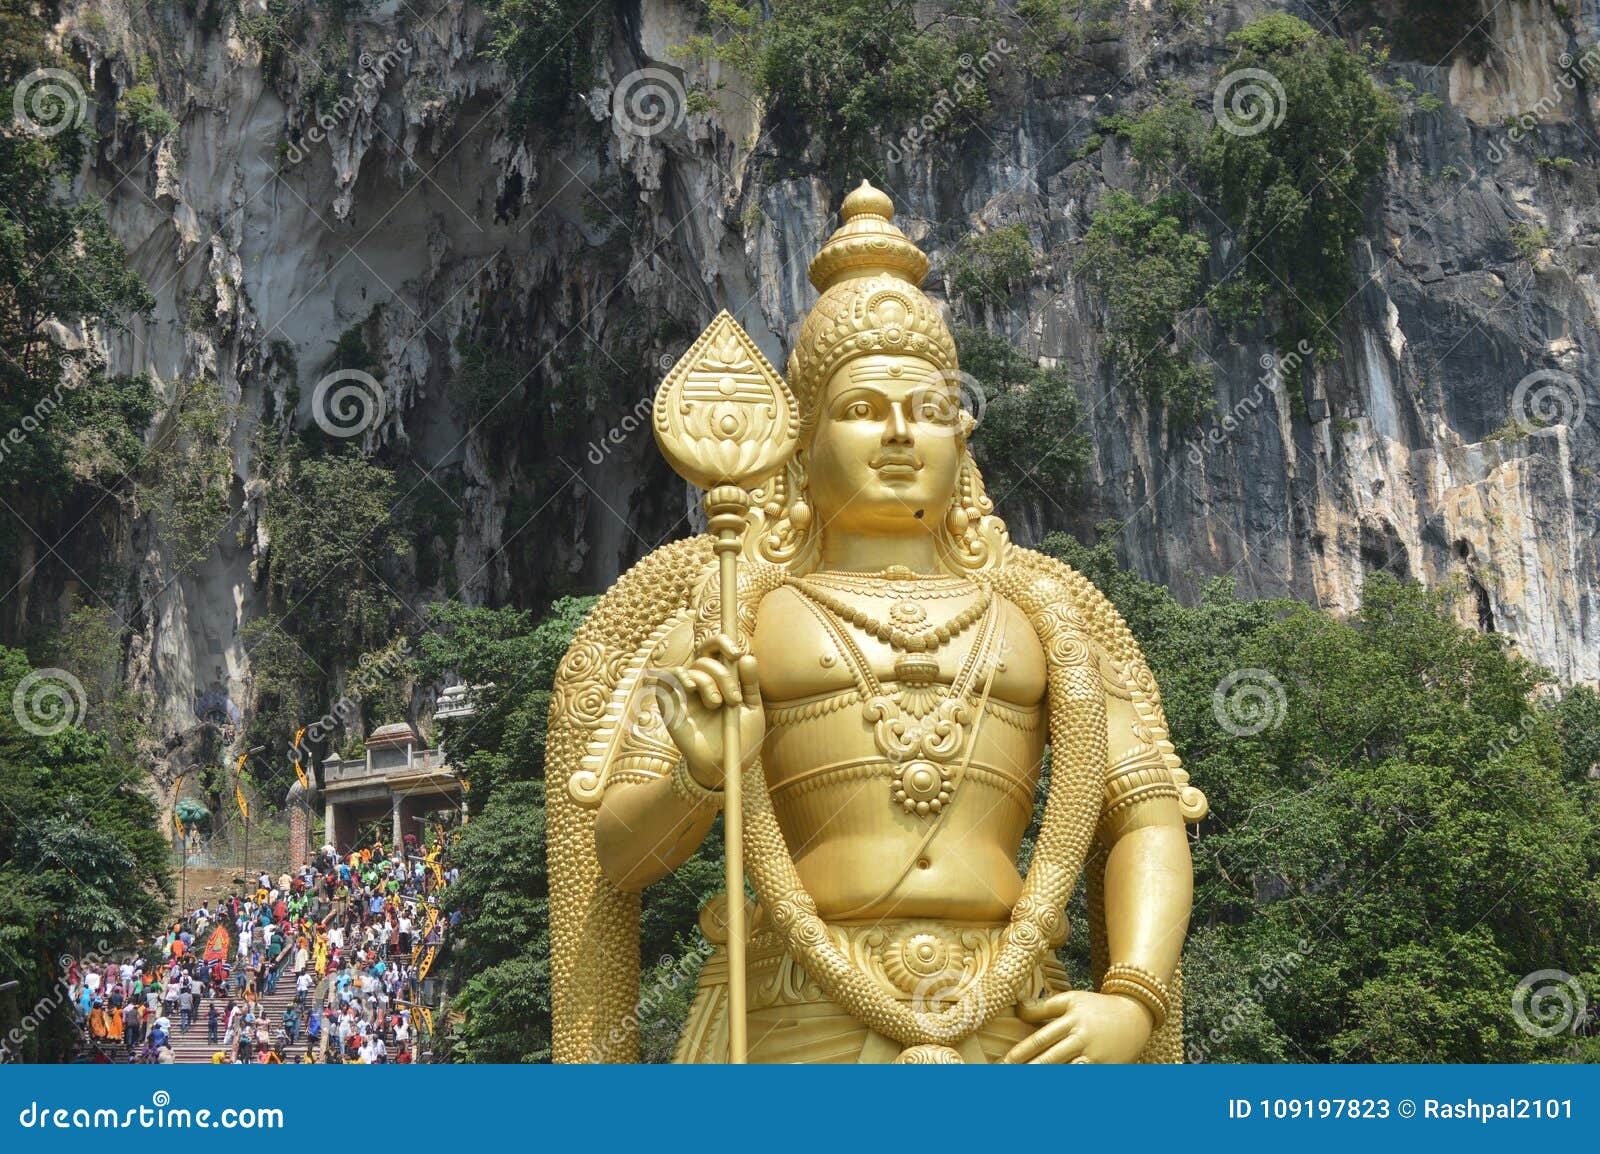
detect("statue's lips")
[873,461,920,481]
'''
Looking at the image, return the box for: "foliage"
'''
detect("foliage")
[681,0,1000,173]
[45,604,148,755]
[1510,223,1551,262]
[0,21,157,590]
[1344,0,1492,64]
[116,83,178,139]
[955,326,1089,505]
[418,597,727,1062]
[240,615,322,755]
[0,646,171,1062]
[1201,14,1400,359]
[145,376,235,568]
[260,448,407,662]
[450,338,527,435]
[425,515,1600,1065]
[1099,92,1207,180]
[1041,530,1600,1062]
[481,0,613,133]
[946,224,1035,308]
[1076,190,1213,422]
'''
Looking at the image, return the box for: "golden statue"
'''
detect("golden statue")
[548,182,1206,1064]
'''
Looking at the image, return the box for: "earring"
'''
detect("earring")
[788,456,812,530]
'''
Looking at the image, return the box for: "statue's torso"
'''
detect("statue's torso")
[753,576,1047,923]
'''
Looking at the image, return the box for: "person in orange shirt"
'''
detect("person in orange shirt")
[106,1003,124,1043]
[88,1002,108,1039]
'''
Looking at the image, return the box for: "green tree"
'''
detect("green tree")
[1042,531,1600,1062]
[955,326,1089,506]
[0,4,157,599]
[417,596,725,1062]
[946,225,1036,308]
[144,376,235,568]
[1202,15,1400,358]
[1076,191,1213,422]
[260,448,407,662]
[0,646,171,1062]
[482,0,614,133]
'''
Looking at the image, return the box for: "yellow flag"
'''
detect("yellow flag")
[235,754,249,819]
[292,727,309,789]
[174,811,184,838]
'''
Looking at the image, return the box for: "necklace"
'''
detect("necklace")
[807,570,975,601]
[785,576,1000,817]
[791,577,991,654]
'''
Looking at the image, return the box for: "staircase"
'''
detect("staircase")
[164,982,306,1064]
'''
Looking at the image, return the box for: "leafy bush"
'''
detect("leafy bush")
[482,0,614,133]
[0,25,157,597]
[1201,14,1400,359]
[1076,190,1213,422]
[260,449,407,662]
[1510,222,1551,262]
[1044,532,1600,1063]
[146,377,235,568]
[117,83,178,138]
[956,326,1089,503]
[0,646,171,1061]
[682,0,1004,172]
[946,224,1035,307]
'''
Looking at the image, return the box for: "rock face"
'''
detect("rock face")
[27,0,1600,757]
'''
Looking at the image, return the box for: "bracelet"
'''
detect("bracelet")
[1100,963,1171,1029]
[669,758,723,812]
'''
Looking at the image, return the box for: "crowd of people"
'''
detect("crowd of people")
[71,833,457,1064]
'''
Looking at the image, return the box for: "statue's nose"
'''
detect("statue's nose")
[884,400,914,444]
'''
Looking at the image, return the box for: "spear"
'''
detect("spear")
[652,310,798,1063]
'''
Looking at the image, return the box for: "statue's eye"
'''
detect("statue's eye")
[913,393,957,424]
[842,400,874,419]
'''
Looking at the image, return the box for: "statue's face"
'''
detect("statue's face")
[803,354,964,535]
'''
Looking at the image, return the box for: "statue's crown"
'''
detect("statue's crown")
[787,181,958,427]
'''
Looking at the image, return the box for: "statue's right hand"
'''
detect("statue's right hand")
[663,633,764,791]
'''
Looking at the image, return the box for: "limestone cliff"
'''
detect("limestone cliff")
[14,0,1598,767]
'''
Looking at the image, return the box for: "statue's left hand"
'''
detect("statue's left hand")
[1000,990,1153,1064]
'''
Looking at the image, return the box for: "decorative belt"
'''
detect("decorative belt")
[733,918,1069,1012]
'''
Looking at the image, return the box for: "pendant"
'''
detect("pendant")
[893,759,953,816]
[894,651,941,717]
